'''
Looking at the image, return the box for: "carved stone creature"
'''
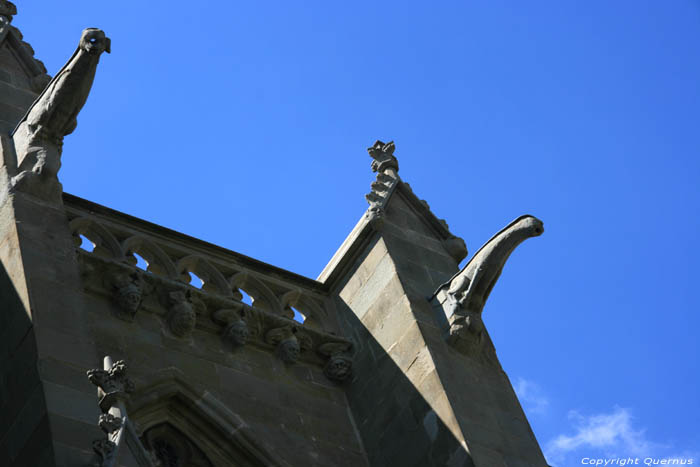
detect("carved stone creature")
[87,359,135,395]
[432,215,544,353]
[87,359,134,413]
[10,28,110,200]
[16,28,110,144]
[368,140,398,173]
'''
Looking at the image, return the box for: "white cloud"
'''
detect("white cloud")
[544,407,699,466]
[514,377,549,416]
[546,406,658,462]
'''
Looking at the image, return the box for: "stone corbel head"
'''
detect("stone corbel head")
[265,325,311,364]
[109,272,144,321]
[213,306,250,347]
[167,291,202,338]
[318,342,354,383]
[365,204,385,229]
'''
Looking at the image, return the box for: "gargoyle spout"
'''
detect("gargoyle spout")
[434,215,544,317]
[14,28,110,145]
[8,27,109,202]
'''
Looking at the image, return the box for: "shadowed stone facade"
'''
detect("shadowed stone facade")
[0,3,549,466]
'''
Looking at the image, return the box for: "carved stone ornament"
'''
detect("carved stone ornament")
[324,354,353,382]
[116,282,141,314]
[10,28,110,202]
[92,438,116,464]
[278,337,300,363]
[87,359,135,397]
[365,204,385,228]
[368,140,398,173]
[168,291,197,338]
[98,413,123,434]
[110,273,143,321]
[212,307,249,347]
[224,319,250,347]
[265,326,311,364]
[364,154,397,228]
[318,342,354,382]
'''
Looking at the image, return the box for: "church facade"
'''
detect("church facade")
[0,3,548,466]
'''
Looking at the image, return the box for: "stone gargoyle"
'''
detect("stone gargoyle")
[431,215,544,356]
[6,28,110,201]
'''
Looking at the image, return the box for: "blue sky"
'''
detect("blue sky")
[15,1,700,465]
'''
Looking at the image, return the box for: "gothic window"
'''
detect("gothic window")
[141,423,214,467]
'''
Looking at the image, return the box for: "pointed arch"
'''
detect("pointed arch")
[279,290,329,330]
[122,235,178,279]
[176,255,231,297]
[129,368,281,467]
[230,272,282,314]
[69,217,123,259]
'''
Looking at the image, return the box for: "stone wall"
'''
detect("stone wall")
[57,193,366,466]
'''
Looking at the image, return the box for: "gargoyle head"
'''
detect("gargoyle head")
[81,28,111,55]
[521,215,544,237]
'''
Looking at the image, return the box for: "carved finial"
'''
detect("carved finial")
[92,438,116,465]
[98,413,123,434]
[87,359,134,412]
[0,1,17,18]
[368,140,399,174]
[364,142,400,228]
[87,359,135,395]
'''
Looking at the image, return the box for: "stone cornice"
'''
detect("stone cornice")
[64,192,327,294]
[77,251,354,376]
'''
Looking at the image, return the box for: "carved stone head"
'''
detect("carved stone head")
[223,320,249,347]
[278,337,300,363]
[324,354,353,383]
[115,282,142,316]
[80,28,111,55]
[168,293,197,338]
